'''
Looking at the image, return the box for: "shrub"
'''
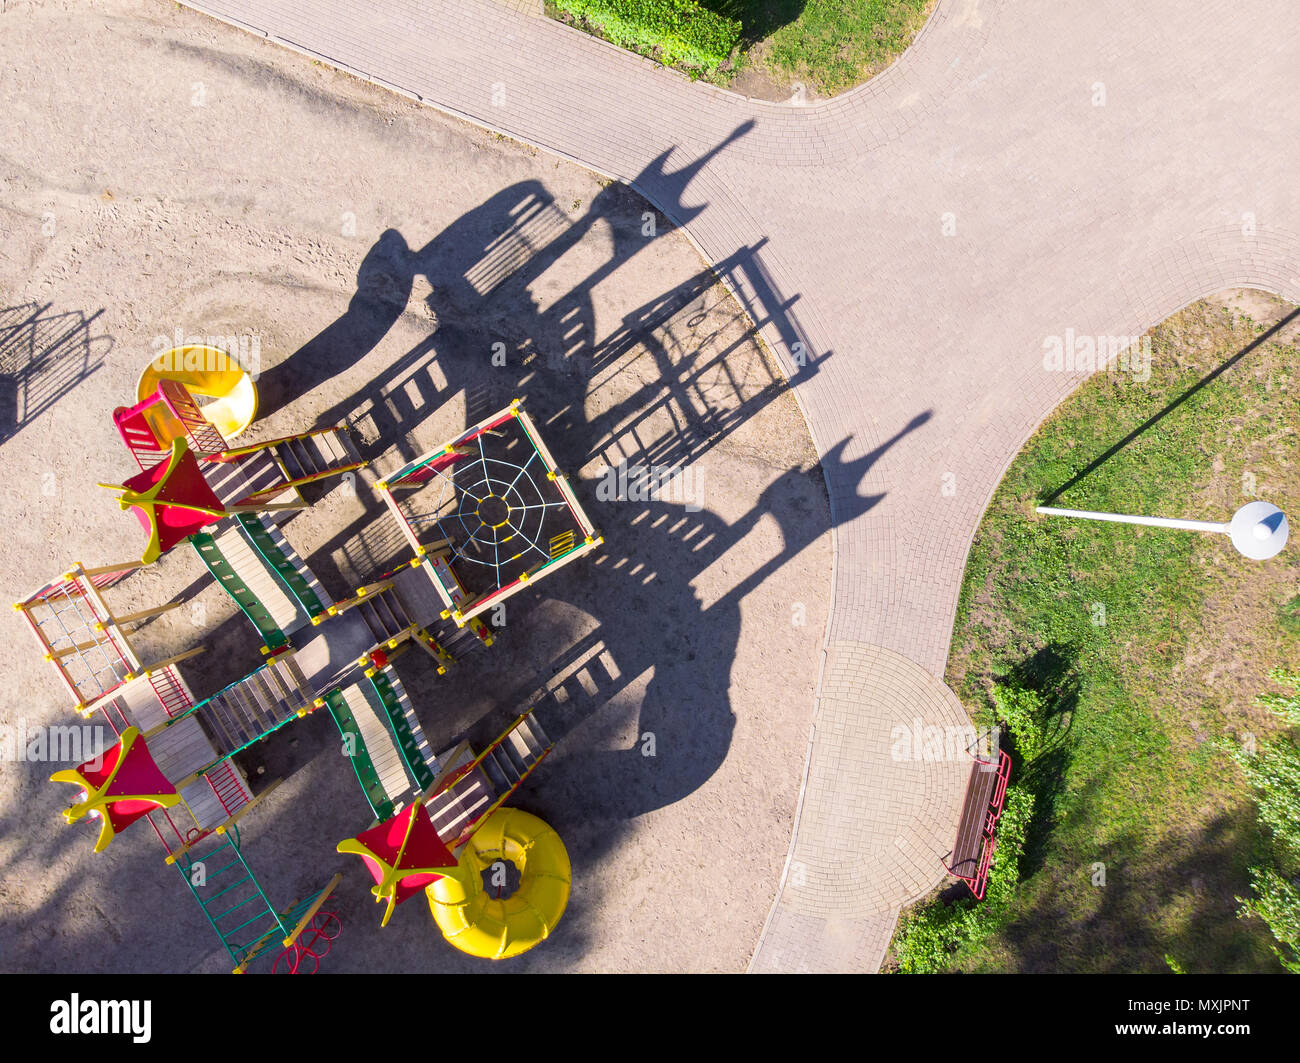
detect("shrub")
[552,0,742,71]
[893,786,1035,973]
[1228,670,1300,972]
[991,681,1047,762]
[1239,868,1300,974]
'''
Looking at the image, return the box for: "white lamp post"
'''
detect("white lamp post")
[1035,500,1289,560]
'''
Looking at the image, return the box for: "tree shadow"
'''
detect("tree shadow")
[996,644,1079,878]
[971,643,1278,972]
[699,0,808,45]
[995,791,1276,973]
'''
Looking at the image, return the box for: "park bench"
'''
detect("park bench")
[941,731,1012,900]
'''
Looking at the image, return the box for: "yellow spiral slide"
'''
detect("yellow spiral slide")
[428,807,571,960]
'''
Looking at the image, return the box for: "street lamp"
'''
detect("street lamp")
[1035,500,1289,560]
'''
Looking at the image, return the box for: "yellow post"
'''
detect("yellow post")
[283,873,343,947]
[143,646,206,673]
[45,636,112,660]
[226,501,308,514]
[108,601,182,626]
[78,559,146,578]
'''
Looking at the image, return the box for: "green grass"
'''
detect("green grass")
[727,0,935,95]
[549,1,935,93]
[1279,594,1300,638]
[922,297,1300,973]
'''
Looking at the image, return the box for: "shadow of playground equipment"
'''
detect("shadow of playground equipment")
[0,304,111,445]
[254,123,932,832]
[528,416,928,824]
[259,123,765,427]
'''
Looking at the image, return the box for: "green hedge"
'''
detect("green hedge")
[552,0,741,71]
[1229,670,1300,972]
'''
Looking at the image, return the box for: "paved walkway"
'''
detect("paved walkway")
[179,0,1300,971]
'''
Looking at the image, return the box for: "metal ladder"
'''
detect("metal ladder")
[172,826,340,972]
[172,826,290,971]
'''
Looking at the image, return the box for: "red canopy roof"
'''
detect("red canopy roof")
[339,802,458,923]
[102,438,227,562]
[50,727,180,852]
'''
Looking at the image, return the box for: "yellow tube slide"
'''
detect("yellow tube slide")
[427,807,570,960]
[138,345,258,440]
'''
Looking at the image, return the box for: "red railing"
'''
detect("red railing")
[204,762,251,819]
[113,379,227,469]
[943,749,1012,901]
[147,667,192,719]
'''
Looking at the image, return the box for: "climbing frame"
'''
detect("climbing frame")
[376,399,601,625]
[14,561,202,716]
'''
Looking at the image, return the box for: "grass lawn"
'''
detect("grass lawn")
[713,0,936,97]
[546,1,936,99]
[912,291,1300,973]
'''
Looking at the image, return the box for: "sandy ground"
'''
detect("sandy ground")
[0,0,831,972]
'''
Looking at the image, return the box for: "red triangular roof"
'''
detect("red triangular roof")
[353,802,457,908]
[101,438,229,561]
[52,728,180,851]
[84,730,177,838]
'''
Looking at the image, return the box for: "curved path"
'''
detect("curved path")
[180,0,1300,971]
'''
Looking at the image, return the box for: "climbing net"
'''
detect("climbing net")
[380,403,601,621]
[412,430,576,593]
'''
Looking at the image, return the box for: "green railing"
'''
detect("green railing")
[367,668,435,792]
[191,532,288,649]
[236,514,328,619]
[172,825,289,969]
[323,689,395,821]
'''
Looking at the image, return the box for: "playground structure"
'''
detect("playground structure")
[378,400,602,627]
[19,357,600,971]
